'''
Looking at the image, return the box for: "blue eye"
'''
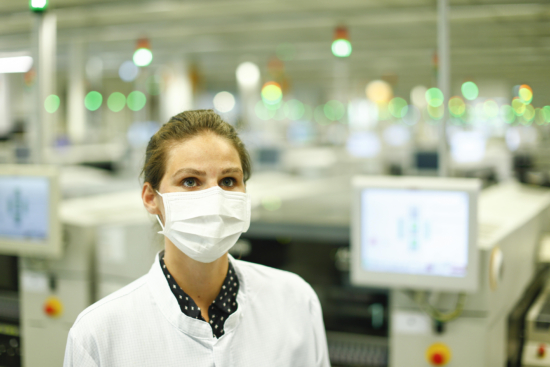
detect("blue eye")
[221,178,235,187]
[183,178,197,187]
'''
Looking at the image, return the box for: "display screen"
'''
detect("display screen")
[361,189,469,278]
[0,176,50,241]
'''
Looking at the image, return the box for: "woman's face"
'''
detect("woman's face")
[160,132,245,195]
[142,132,245,218]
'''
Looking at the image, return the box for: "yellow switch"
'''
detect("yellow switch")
[43,296,63,318]
[426,343,451,366]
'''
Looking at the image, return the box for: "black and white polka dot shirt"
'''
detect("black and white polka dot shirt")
[159,250,239,338]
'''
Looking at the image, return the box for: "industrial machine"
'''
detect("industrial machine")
[0,165,156,367]
[350,176,550,367]
[0,164,63,367]
[523,282,550,366]
[17,189,158,367]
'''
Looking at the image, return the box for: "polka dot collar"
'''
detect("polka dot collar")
[159,250,239,338]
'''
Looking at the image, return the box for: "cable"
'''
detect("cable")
[411,291,467,323]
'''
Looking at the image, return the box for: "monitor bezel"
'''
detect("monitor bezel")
[351,176,480,293]
[0,165,62,259]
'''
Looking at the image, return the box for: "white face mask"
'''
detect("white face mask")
[155,186,251,263]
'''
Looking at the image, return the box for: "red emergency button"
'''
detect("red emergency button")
[426,343,451,366]
[43,296,63,318]
[538,344,546,358]
[431,353,444,365]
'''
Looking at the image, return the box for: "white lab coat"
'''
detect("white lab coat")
[63,251,331,367]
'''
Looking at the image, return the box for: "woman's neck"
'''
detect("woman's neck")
[163,240,229,312]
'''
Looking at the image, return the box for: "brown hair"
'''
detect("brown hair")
[141,110,251,190]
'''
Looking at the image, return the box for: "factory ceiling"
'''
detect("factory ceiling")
[0,0,549,96]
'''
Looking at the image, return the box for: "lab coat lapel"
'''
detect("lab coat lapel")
[218,255,246,339]
[146,251,213,340]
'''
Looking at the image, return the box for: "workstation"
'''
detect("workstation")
[1,0,550,366]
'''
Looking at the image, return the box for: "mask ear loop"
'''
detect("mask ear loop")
[155,215,165,231]
[155,190,165,231]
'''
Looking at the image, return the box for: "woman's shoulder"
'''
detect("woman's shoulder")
[71,274,150,333]
[232,259,317,299]
[65,274,163,366]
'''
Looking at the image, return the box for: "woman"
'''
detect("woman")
[63,110,330,367]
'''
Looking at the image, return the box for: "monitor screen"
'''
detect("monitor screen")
[258,148,280,165]
[351,176,480,293]
[0,176,50,241]
[360,189,469,278]
[0,165,61,258]
[415,151,438,170]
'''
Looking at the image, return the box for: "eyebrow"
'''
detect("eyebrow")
[172,167,243,177]
[221,167,243,175]
[172,168,206,177]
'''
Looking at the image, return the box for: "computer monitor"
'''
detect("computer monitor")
[351,176,480,293]
[0,165,62,258]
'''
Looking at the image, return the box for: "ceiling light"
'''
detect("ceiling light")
[236,62,260,87]
[0,56,33,73]
[29,0,48,12]
[332,26,352,58]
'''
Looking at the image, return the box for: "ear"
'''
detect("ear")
[142,182,162,218]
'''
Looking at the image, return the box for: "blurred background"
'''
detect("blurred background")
[0,0,549,181]
[1,0,550,366]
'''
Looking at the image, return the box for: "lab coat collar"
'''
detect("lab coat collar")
[146,251,246,342]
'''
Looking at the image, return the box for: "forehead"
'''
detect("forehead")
[164,133,241,171]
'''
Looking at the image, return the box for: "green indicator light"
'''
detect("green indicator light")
[261,83,283,105]
[29,0,48,12]
[107,92,126,112]
[512,98,525,116]
[501,105,515,124]
[331,39,352,58]
[133,48,153,67]
[448,96,465,117]
[44,94,60,113]
[427,105,444,120]
[543,106,550,123]
[388,97,408,118]
[324,100,345,121]
[425,88,444,107]
[461,81,478,101]
[85,91,103,111]
[483,100,499,119]
[127,91,146,111]
[535,108,545,125]
[519,86,533,104]
[523,104,535,121]
[283,99,305,120]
